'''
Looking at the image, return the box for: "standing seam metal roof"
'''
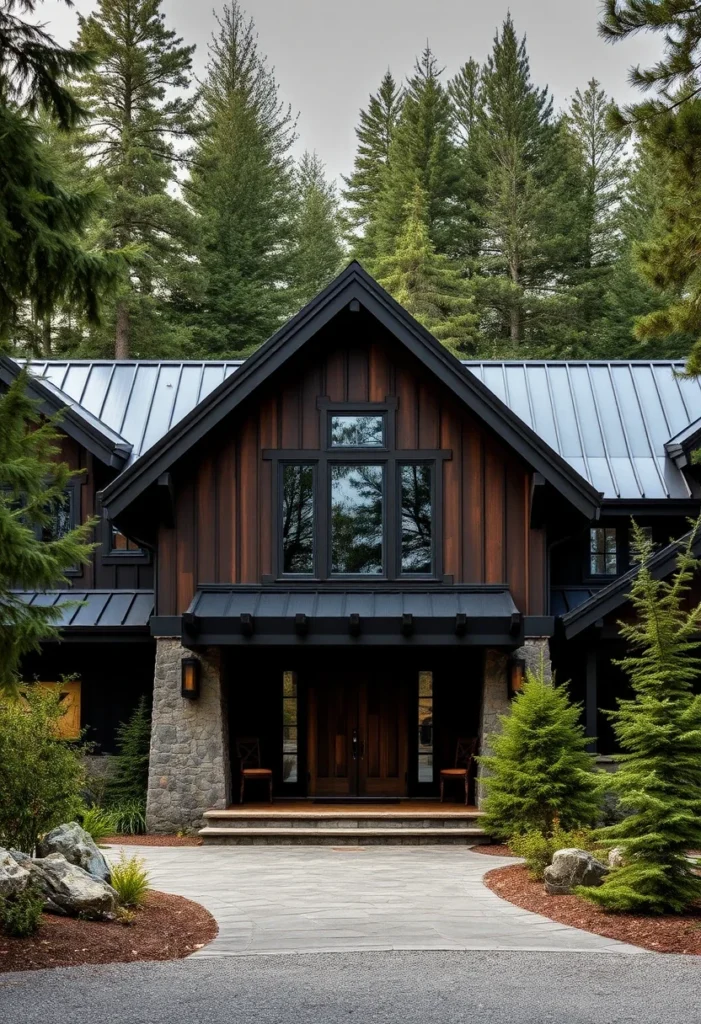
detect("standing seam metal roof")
[23,359,701,501]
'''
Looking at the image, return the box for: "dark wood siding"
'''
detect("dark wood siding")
[157,331,547,616]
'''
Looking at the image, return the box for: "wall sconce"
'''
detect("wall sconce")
[508,658,525,698]
[181,656,200,700]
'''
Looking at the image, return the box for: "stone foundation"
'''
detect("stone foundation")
[146,639,230,833]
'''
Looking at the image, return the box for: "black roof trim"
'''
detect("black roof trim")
[561,528,701,638]
[0,357,132,469]
[101,263,601,520]
[665,416,701,470]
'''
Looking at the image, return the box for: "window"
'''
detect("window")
[282,671,298,783]
[41,489,75,543]
[418,671,433,783]
[110,525,142,554]
[330,464,384,574]
[628,525,653,566]
[400,464,433,574]
[282,465,315,574]
[330,414,384,448]
[589,527,617,575]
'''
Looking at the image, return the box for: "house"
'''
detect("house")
[5,263,701,833]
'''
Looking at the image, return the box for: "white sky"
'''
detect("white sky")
[41,0,663,184]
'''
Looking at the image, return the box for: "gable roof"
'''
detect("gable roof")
[98,262,601,520]
[0,356,132,469]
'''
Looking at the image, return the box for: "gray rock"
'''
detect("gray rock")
[37,822,111,882]
[544,848,608,896]
[608,846,626,868]
[28,853,118,920]
[8,849,30,866]
[0,849,30,899]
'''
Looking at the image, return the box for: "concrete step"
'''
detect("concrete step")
[199,826,489,846]
[202,809,484,830]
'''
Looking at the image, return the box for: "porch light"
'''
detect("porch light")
[509,658,526,698]
[181,656,200,700]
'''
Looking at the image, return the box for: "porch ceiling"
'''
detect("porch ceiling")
[160,586,524,647]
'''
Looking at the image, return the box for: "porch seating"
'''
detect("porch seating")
[236,737,273,804]
[440,737,478,805]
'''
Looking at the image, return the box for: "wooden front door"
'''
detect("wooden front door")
[308,672,408,797]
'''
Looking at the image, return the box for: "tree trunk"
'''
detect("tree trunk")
[115,300,130,359]
[509,261,521,346]
[42,317,52,358]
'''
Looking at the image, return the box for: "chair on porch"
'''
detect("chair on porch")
[440,737,478,805]
[235,737,273,804]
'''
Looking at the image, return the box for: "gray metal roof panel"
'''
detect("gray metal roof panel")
[9,590,154,629]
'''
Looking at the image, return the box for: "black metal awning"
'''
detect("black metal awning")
[153,586,525,647]
[9,590,154,636]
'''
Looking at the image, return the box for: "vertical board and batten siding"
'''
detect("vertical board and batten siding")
[157,337,546,616]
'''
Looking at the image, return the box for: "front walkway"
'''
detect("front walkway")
[108,845,643,956]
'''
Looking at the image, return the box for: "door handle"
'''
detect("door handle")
[352,729,365,760]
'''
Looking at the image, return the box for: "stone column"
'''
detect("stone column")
[146,639,231,833]
[512,636,553,684]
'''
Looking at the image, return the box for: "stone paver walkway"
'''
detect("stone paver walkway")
[108,845,643,957]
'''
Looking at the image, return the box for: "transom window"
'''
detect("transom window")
[269,402,449,581]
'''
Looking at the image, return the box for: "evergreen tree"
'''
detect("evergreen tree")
[375,46,460,259]
[343,70,403,262]
[581,524,701,914]
[0,370,96,694]
[289,152,344,310]
[449,59,482,148]
[106,695,151,805]
[186,1,297,357]
[479,669,601,841]
[73,0,198,358]
[373,184,479,356]
[448,58,486,268]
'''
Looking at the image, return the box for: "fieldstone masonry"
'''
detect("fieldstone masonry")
[146,638,231,833]
[476,638,552,807]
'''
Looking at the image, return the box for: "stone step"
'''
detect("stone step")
[203,809,484,830]
[199,826,489,846]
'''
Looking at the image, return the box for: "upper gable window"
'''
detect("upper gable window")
[330,414,384,448]
[589,527,617,576]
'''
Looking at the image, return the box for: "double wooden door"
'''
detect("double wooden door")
[308,672,408,797]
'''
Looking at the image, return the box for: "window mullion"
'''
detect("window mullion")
[317,459,329,580]
[386,457,396,578]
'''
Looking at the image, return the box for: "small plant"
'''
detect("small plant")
[115,906,137,927]
[110,801,147,836]
[511,824,598,881]
[110,852,150,908]
[80,806,118,843]
[0,883,44,938]
[106,697,151,806]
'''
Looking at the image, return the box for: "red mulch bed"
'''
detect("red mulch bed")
[472,844,515,857]
[485,863,701,955]
[0,891,217,973]
[104,834,203,847]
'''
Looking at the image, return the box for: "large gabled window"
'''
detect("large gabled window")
[269,402,450,582]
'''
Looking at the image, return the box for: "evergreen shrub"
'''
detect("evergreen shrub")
[0,883,44,938]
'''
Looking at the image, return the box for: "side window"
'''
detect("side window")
[110,524,142,554]
[41,488,76,543]
[589,527,617,576]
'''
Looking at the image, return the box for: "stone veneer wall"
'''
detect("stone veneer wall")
[476,638,552,807]
[146,639,231,833]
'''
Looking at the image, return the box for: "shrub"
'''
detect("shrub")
[79,806,118,843]
[110,852,150,907]
[511,825,598,881]
[478,669,602,841]
[0,686,85,852]
[0,883,44,938]
[106,697,151,806]
[110,801,147,836]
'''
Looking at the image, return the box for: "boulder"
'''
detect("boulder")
[9,849,31,866]
[0,849,30,899]
[37,822,111,883]
[544,848,608,896]
[28,853,118,920]
[608,846,626,868]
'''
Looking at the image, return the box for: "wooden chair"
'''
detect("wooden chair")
[236,737,273,804]
[440,737,478,805]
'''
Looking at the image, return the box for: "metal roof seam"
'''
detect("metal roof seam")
[608,363,645,499]
[585,363,620,498]
[563,363,591,481]
[627,362,669,498]
[168,363,186,433]
[98,363,118,421]
[117,363,139,436]
[542,363,563,455]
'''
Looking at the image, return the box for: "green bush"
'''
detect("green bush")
[79,806,118,843]
[0,687,85,852]
[0,883,44,938]
[110,801,147,836]
[511,825,598,880]
[106,697,151,806]
[478,669,602,841]
[110,852,150,908]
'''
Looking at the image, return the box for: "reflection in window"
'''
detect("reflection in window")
[282,465,315,573]
[418,671,433,783]
[331,464,384,574]
[628,525,653,566]
[330,415,384,448]
[400,465,433,573]
[41,490,73,543]
[282,671,298,783]
[111,524,141,553]
[590,527,617,575]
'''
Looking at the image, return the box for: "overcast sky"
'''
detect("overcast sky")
[41,0,662,184]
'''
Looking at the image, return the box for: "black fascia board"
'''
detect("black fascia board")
[101,263,601,521]
[665,417,701,469]
[600,498,701,516]
[0,357,132,469]
[562,527,701,639]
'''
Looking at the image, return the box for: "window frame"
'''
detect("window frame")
[586,525,619,580]
[264,400,452,584]
[40,479,82,577]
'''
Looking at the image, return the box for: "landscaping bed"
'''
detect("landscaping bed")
[471,844,514,857]
[484,863,701,955]
[104,834,203,847]
[0,890,217,972]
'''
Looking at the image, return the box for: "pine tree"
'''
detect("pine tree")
[449,59,482,148]
[289,152,344,310]
[343,70,403,263]
[448,59,486,267]
[478,669,601,841]
[0,370,96,693]
[186,2,297,357]
[581,523,701,914]
[373,184,479,357]
[73,0,198,358]
[106,695,151,805]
